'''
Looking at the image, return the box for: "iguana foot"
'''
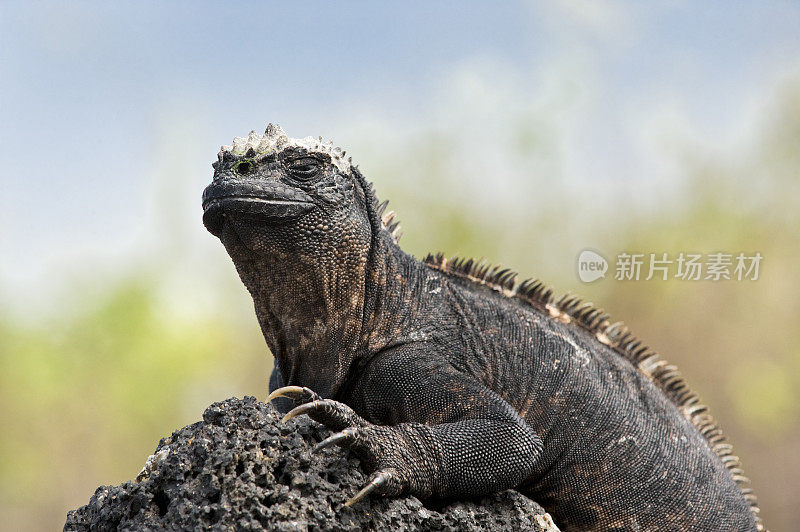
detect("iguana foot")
[267,389,416,503]
[313,427,404,505]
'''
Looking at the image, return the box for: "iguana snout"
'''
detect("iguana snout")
[202,179,315,236]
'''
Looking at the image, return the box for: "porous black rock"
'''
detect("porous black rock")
[64,396,559,531]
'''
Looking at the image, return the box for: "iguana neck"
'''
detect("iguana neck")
[234,227,419,398]
[231,242,365,397]
[360,234,424,353]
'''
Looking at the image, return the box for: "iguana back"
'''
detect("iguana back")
[420,255,759,529]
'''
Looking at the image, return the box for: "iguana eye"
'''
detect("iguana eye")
[288,156,322,181]
[234,159,255,176]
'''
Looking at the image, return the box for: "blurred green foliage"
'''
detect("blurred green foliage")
[0,279,269,529]
[1,82,799,531]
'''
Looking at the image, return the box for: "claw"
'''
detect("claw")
[313,430,354,453]
[267,385,308,403]
[345,470,394,506]
[281,400,321,423]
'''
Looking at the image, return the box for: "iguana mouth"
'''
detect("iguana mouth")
[202,181,315,236]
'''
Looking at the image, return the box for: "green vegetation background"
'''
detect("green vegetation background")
[2,85,798,531]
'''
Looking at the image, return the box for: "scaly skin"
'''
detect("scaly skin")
[202,125,762,531]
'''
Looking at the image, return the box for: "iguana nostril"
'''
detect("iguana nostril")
[235,160,254,176]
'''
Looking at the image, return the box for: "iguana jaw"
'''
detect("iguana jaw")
[202,180,315,236]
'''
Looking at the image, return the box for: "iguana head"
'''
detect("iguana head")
[203,124,373,261]
[202,125,395,397]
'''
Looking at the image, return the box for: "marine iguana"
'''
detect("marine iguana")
[202,124,764,531]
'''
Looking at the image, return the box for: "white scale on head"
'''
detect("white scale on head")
[217,124,351,173]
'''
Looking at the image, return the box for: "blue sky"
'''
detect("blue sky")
[1,1,799,306]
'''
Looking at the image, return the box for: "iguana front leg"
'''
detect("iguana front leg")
[269,349,543,505]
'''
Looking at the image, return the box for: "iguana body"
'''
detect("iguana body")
[202,125,763,531]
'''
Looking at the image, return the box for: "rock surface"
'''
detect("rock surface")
[64,396,559,531]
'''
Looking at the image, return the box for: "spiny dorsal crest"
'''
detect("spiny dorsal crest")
[376,199,402,243]
[217,124,350,173]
